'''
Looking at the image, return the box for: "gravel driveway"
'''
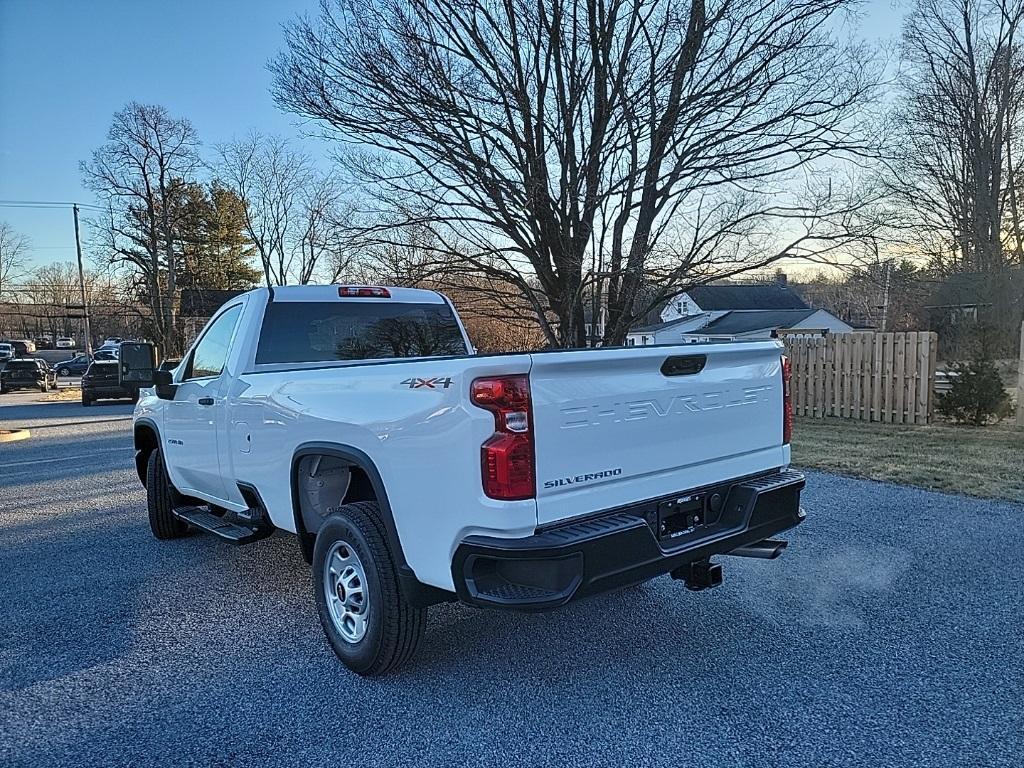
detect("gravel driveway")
[1,403,1022,767]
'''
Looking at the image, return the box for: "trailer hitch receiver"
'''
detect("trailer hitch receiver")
[672,558,723,591]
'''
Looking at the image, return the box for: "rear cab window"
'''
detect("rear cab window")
[255,300,468,365]
[86,361,118,375]
[6,360,40,371]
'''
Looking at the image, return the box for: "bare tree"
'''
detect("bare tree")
[295,173,355,283]
[0,222,30,302]
[890,0,1024,273]
[273,0,882,346]
[215,133,313,285]
[82,102,201,354]
[794,259,931,332]
[21,262,122,339]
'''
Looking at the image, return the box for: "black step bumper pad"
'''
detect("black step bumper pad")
[451,470,806,610]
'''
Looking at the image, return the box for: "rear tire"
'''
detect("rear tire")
[313,502,425,676]
[146,449,188,540]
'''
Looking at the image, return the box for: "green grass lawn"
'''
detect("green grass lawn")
[791,416,1024,503]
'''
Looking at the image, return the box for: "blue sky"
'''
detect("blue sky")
[0,0,323,266]
[0,0,903,268]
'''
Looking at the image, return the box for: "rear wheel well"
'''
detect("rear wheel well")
[293,454,379,543]
[289,445,453,608]
[134,424,159,486]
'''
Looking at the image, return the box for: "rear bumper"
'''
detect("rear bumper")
[1,379,45,390]
[84,386,134,398]
[451,469,805,610]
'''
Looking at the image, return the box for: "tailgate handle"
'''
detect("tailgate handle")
[661,355,706,377]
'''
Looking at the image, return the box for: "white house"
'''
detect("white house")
[626,280,853,346]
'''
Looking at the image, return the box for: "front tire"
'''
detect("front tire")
[81,395,91,407]
[313,502,425,676]
[58,368,70,377]
[146,449,188,539]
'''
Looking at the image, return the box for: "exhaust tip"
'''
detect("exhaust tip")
[728,539,788,560]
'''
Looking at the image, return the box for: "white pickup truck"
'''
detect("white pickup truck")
[132,285,805,675]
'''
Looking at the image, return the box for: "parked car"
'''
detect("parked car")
[0,342,13,362]
[36,336,54,350]
[102,337,124,347]
[2,339,37,357]
[55,336,76,349]
[134,285,805,676]
[54,354,91,377]
[82,360,138,405]
[158,358,181,372]
[94,348,119,361]
[0,358,57,393]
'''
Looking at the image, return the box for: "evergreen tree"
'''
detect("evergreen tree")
[176,182,261,291]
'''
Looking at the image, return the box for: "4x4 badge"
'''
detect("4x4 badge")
[401,377,453,389]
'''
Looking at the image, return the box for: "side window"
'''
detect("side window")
[186,304,243,380]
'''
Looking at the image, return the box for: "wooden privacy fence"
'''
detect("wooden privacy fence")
[783,332,938,424]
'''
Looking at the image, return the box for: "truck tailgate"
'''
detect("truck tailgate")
[529,342,788,525]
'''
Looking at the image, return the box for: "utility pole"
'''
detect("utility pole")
[880,260,891,333]
[1017,320,1023,428]
[73,204,93,357]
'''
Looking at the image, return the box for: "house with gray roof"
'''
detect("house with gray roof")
[626,277,852,345]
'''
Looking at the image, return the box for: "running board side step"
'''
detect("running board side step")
[727,538,788,559]
[173,506,273,545]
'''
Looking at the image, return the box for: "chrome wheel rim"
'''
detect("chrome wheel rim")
[323,540,369,643]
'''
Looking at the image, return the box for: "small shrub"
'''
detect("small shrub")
[936,358,1013,426]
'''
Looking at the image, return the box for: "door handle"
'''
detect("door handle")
[661,355,707,376]
[198,397,215,406]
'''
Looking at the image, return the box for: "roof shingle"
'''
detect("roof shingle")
[686,283,808,311]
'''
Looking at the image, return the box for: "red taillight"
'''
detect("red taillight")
[471,375,535,500]
[338,286,391,298]
[781,354,792,445]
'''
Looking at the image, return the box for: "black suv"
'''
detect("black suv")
[81,360,138,405]
[0,358,58,393]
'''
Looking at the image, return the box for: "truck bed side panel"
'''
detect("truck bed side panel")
[229,355,536,591]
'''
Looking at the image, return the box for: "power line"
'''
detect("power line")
[0,200,105,211]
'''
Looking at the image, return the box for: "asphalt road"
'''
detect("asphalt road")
[1,399,1022,767]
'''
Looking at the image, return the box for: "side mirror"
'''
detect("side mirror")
[119,342,157,387]
[153,369,177,400]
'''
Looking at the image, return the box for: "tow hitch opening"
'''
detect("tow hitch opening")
[672,559,723,591]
